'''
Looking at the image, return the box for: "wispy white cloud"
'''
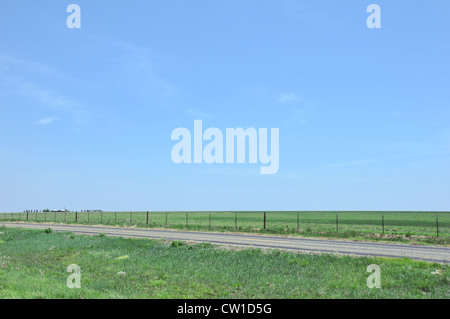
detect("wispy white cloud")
[325,150,450,169]
[277,92,300,103]
[36,117,58,125]
[103,39,177,98]
[0,52,93,124]
[0,53,72,81]
[277,91,315,125]
[16,81,91,124]
[326,158,381,168]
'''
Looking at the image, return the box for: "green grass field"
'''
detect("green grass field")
[2,211,449,244]
[0,226,448,299]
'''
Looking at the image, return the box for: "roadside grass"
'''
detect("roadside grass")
[1,211,449,245]
[0,226,448,299]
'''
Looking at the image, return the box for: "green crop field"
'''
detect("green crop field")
[1,211,449,244]
[0,226,448,299]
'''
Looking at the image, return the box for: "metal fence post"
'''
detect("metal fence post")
[264,212,266,230]
[88,212,90,223]
[27,211,29,221]
[75,211,78,223]
[130,212,132,223]
[235,213,237,229]
[209,212,211,229]
[166,212,168,226]
[436,215,439,237]
[146,211,149,225]
[382,213,385,235]
[186,212,188,227]
[336,214,339,232]
[297,213,299,231]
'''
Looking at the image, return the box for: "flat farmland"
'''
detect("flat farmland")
[2,211,449,243]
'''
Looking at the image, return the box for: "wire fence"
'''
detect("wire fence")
[1,211,449,238]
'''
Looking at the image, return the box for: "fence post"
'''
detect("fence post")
[130,212,132,223]
[186,212,188,227]
[336,214,338,232]
[297,213,299,232]
[115,212,117,224]
[75,211,78,223]
[209,212,211,229]
[27,211,29,221]
[235,213,237,229]
[382,213,385,235]
[88,212,90,223]
[436,215,439,238]
[264,212,266,230]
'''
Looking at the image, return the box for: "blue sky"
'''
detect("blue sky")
[1,1,449,212]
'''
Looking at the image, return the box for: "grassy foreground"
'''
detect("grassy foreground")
[0,226,448,299]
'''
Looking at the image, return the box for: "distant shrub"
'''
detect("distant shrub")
[44,228,53,234]
[170,241,186,248]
